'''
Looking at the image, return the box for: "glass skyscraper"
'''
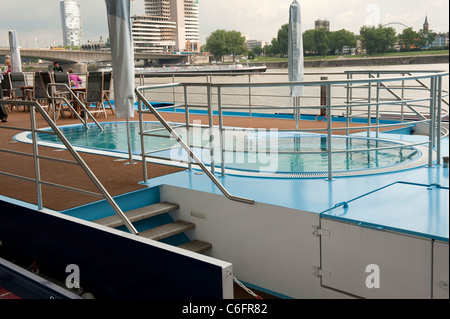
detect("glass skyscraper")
[60,0,83,47]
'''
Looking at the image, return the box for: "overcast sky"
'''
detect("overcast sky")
[0,0,448,48]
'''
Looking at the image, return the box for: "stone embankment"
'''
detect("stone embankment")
[252,54,449,69]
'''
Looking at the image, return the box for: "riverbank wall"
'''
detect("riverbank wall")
[253,54,449,69]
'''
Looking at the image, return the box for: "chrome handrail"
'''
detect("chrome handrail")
[133,71,448,180]
[45,83,104,131]
[135,86,255,205]
[0,99,138,235]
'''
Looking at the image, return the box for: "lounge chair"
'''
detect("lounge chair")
[102,72,114,115]
[51,72,75,119]
[25,72,52,112]
[9,72,27,101]
[79,72,107,117]
[1,75,13,112]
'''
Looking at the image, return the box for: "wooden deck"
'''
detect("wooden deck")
[0,107,364,211]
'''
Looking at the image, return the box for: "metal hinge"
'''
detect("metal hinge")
[312,225,330,237]
[313,266,331,278]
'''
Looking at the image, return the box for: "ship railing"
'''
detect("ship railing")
[137,70,448,124]
[45,83,104,131]
[135,85,255,205]
[134,71,448,181]
[0,99,138,235]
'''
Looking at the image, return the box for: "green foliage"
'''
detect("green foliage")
[359,25,397,54]
[329,29,357,54]
[205,29,247,61]
[252,46,264,56]
[303,28,330,56]
[398,27,418,49]
[226,30,247,59]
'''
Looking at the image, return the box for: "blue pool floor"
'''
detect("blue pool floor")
[143,135,449,242]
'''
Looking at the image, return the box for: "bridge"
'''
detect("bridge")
[0,48,187,65]
[383,22,411,29]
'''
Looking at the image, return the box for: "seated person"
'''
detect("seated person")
[68,68,83,88]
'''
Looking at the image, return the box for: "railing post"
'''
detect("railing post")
[218,86,226,176]
[184,85,192,171]
[428,76,436,167]
[326,84,333,181]
[207,84,215,175]
[125,116,137,165]
[138,98,148,183]
[436,76,442,165]
[30,105,43,210]
[367,72,372,137]
[345,72,351,136]
[172,75,176,105]
[376,73,381,139]
[248,74,252,117]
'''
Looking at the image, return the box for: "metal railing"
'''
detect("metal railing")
[135,86,255,205]
[45,83,104,131]
[0,99,138,235]
[134,71,448,181]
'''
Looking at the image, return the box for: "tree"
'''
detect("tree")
[226,30,247,61]
[359,25,397,54]
[205,29,228,61]
[302,29,316,55]
[398,27,417,49]
[329,29,357,54]
[303,28,330,56]
[276,24,289,56]
[252,46,264,56]
[205,29,247,61]
[419,29,437,49]
[269,24,289,56]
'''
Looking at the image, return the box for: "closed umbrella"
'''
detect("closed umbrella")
[105,0,136,164]
[9,30,22,72]
[288,0,304,128]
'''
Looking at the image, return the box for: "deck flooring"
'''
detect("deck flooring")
[0,107,367,211]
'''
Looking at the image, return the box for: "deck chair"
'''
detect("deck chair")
[53,72,71,87]
[25,72,52,112]
[51,72,75,119]
[9,72,27,101]
[80,72,106,117]
[102,72,114,115]
[1,75,11,98]
[1,75,13,112]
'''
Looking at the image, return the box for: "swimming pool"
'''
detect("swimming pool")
[15,121,427,178]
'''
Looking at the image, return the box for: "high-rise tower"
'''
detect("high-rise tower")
[60,0,83,47]
[142,0,200,52]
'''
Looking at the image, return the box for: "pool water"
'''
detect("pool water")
[31,122,420,175]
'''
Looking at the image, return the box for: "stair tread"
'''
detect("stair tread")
[93,202,179,228]
[178,240,212,253]
[139,221,195,241]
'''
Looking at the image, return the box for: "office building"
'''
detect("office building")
[245,40,268,51]
[315,19,330,31]
[132,16,177,53]
[60,0,83,47]
[139,0,200,53]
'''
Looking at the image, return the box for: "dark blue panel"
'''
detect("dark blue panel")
[0,199,224,299]
[0,257,82,299]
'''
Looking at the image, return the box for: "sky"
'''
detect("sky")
[0,0,448,49]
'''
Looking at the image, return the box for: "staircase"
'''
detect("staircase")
[92,202,212,254]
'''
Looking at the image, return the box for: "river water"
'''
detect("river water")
[136,63,449,118]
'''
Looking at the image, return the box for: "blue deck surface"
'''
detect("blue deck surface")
[144,136,449,242]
